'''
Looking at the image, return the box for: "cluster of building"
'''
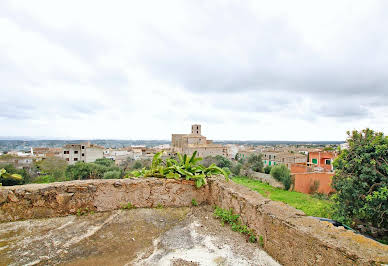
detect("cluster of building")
[1,124,340,195]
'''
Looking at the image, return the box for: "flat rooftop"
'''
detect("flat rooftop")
[0,206,279,266]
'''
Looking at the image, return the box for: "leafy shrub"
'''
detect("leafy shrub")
[0,164,29,185]
[0,168,23,186]
[133,161,142,169]
[94,158,115,167]
[121,202,136,210]
[32,175,57,183]
[213,206,257,243]
[66,161,122,180]
[103,170,121,179]
[332,128,388,230]
[191,199,198,206]
[264,165,272,174]
[127,151,229,188]
[230,163,242,176]
[202,155,232,169]
[247,154,264,172]
[270,164,291,190]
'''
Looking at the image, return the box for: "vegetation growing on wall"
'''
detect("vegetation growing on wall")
[213,206,257,243]
[127,151,229,188]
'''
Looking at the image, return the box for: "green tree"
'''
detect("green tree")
[66,162,92,180]
[94,158,115,167]
[103,170,121,179]
[247,154,264,172]
[230,162,242,176]
[332,129,388,230]
[36,157,67,180]
[133,161,142,169]
[270,164,291,190]
[264,165,272,174]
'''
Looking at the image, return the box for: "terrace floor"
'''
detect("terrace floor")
[0,206,279,266]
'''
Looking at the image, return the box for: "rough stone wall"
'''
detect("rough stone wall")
[1,178,387,265]
[0,178,208,222]
[207,179,388,266]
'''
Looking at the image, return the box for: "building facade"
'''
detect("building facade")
[61,142,104,164]
[171,125,228,157]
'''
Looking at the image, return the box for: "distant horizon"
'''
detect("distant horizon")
[0,137,345,143]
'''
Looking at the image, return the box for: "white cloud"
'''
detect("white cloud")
[0,0,387,140]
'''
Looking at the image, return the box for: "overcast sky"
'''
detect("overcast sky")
[1,0,387,141]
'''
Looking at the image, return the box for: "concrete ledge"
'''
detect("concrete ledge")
[1,178,387,265]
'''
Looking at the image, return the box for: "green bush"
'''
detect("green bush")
[0,168,23,186]
[264,165,272,174]
[0,164,26,185]
[202,155,232,169]
[270,164,291,190]
[247,154,264,172]
[133,161,142,169]
[94,158,115,167]
[332,128,388,230]
[32,175,57,184]
[230,163,242,176]
[127,151,228,188]
[103,170,121,179]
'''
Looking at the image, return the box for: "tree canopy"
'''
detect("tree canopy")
[332,128,388,230]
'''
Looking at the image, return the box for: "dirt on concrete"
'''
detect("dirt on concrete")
[0,206,279,266]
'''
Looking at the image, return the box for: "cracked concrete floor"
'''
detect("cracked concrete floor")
[0,206,280,266]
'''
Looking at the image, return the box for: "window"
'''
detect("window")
[269,161,271,166]
[66,158,69,161]
[81,146,85,149]
[74,158,78,161]
[312,158,318,164]
[274,162,276,165]
[74,151,78,154]
[325,159,331,165]
[64,151,69,154]
[82,153,85,156]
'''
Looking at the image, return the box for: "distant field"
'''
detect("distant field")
[232,176,334,218]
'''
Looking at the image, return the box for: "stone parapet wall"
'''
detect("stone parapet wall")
[207,179,388,266]
[0,178,208,222]
[1,178,387,265]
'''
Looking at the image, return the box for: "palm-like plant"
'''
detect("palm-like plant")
[126,151,228,188]
[0,168,23,186]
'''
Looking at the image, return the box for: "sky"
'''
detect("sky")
[1,0,387,141]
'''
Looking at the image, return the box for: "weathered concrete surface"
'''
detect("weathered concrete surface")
[208,179,388,266]
[0,207,279,266]
[0,178,208,222]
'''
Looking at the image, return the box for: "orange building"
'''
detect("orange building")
[291,149,338,195]
[308,151,337,172]
[292,171,335,194]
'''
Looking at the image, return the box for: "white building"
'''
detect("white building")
[61,142,104,165]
